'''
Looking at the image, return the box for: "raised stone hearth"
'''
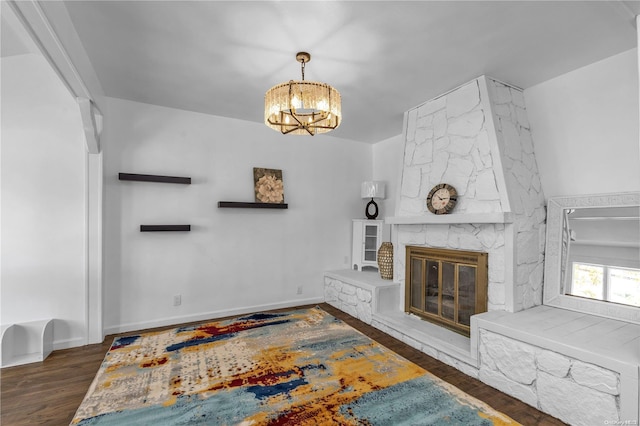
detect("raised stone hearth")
[479,330,621,423]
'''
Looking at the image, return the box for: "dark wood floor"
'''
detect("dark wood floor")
[1,303,565,425]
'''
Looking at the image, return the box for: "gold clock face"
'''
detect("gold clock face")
[427,184,457,214]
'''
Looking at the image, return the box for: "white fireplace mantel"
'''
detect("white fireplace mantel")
[385,212,514,225]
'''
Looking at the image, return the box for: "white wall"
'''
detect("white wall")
[103,97,371,333]
[4,34,634,347]
[372,134,404,241]
[525,48,640,199]
[1,54,87,349]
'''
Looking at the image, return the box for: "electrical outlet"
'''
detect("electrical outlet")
[296,286,303,295]
[173,295,181,306]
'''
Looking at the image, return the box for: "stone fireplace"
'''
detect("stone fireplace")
[327,75,547,359]
[326,75,546,345]
[389,75,546,315]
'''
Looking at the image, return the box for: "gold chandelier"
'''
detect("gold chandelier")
[264,52,341,136]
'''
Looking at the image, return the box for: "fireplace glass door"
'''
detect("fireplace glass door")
[406,247,488,336]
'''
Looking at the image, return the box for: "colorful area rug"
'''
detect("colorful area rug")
[72,307,519,425]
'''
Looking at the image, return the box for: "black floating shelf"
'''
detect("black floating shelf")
[119,173,191,184]
[218,202,288,209]
[140,225,191,232]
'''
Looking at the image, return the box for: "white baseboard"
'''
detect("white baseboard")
[53,336,85,351]
[103,297,325,336]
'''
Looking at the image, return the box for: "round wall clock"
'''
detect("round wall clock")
[426,183,458,215]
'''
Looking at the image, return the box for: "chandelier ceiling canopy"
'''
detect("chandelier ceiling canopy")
[264,52,341,136]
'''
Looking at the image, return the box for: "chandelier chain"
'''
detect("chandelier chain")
[301,59,306,81]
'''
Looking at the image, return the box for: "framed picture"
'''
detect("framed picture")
[253,168,284,204]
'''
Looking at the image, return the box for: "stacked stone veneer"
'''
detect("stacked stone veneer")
[324,277,373,324]
[486,78,547,311]
[480,330,621,426]
[396,76,546,312]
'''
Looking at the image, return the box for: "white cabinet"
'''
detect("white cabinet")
[352,219,383,271]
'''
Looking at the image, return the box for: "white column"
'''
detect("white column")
[86,151,103,344]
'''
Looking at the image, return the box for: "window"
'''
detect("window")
[570,262,640,307]
[543,193,640,323]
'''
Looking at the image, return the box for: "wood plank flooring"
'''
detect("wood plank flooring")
[1,303,566,425]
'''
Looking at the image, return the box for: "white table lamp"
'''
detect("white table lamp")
[361,181,386,219]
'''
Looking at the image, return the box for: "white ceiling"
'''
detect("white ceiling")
[1,4,40,58]
[18,1,640,142]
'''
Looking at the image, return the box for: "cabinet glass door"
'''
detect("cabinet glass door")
[363,225,378,261]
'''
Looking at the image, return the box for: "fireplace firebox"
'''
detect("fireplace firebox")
[405,246,488,337]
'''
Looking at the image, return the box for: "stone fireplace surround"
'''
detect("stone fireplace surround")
[324,76,638,424]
